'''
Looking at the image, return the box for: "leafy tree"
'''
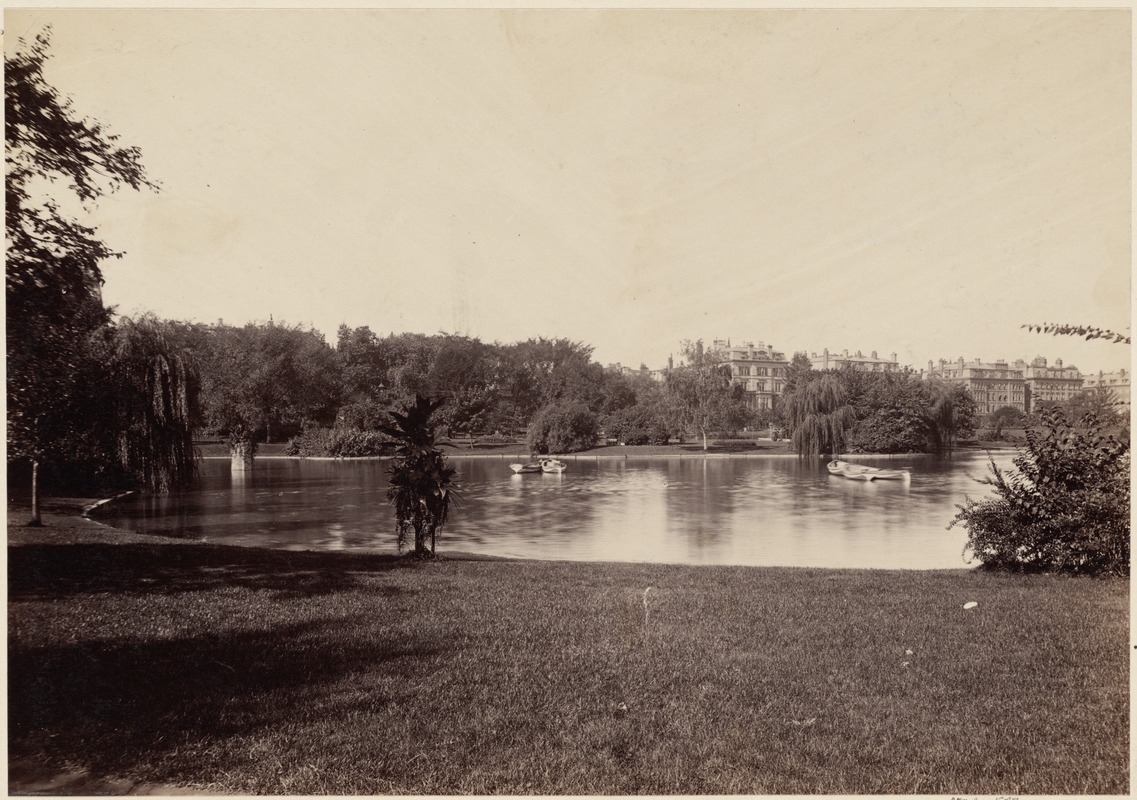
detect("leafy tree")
[927,380,977,453]
[6,29,158,523]
[378,395,457,558]
[501,338,598,423]
[197,321,341,449]
[843,370,937,454]
[782,351,814,394]
[667,340,752,450]
[109,315,199,493]
[1059,387,1124,429]
[426,335,499,437]
[781,373,855,457]
[526,403,599,454]
[981,405,1026,441]
[950,407,1129,575]
[604,405,670,445]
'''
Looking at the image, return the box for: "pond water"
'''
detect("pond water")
[100,451,1013,570]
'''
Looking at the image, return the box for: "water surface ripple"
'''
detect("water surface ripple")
[102,452,1012,569]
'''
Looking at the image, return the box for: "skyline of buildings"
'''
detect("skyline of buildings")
[609,336,1130,416]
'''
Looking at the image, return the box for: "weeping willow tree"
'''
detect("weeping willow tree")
[112,316,199,493]
[782,374,855,457]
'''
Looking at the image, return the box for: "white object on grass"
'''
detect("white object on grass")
[963,601,978,610]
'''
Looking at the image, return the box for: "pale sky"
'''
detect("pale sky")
[5,6,1132,374]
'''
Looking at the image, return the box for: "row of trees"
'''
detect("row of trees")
[779,367,978,457]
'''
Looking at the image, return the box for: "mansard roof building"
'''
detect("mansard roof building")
[1083,368,1131,408]
[1018,356,1083,412]
[810,348,901,373]
[710,339,790,411]
[924,357,1026,415]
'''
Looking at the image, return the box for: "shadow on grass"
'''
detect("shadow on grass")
[8,542,417,601]
[9,615,447,781]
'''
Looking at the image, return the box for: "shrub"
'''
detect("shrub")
[847,408,931,454]
[950,408,1129,576]
[285,426,395,457]
[604,406,670,446]
[527,403,599,454]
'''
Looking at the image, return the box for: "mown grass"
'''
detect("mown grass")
[8,521,1129,795]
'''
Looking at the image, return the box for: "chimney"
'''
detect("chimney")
[871,351,877,359]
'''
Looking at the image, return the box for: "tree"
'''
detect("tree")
[604,404,670,445]
[109,315,199,493]
[527,403,599,454]
[6,28,158,523]
[667,340,752,450]
[1058,386,1124,429]
[782,351,814,394]
[501,338,598,424]
[950,407,1129,575]
[781,373,855,457]
[197,321,341,451]
[426,335,498,437]
[378,395,457,558]
[927,380,977,453]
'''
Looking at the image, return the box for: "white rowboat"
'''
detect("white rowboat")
[827,460,910,481]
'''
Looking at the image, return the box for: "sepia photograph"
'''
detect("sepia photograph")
[6,3,1131,795]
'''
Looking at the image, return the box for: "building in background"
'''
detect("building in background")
[1083,368,1131,408]
[711,339,790,411]
[1017,356,1083,412]
[924,357,1026,415]
[809,348,901,373]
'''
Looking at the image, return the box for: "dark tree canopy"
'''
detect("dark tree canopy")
[6,28,159,517]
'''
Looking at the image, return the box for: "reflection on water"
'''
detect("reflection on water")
[102,452,1011,569]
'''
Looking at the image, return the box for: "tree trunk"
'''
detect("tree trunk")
[702,429,709,450]
[28,459,42,527]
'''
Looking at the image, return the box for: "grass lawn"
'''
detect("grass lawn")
[8,512,1129,795]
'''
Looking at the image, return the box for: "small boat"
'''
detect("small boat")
[539,458,568,474]
[509,462,543,474]
[827,460,910,481]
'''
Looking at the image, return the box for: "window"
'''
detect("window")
[737,366,750,376]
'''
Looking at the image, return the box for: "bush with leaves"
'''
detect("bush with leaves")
[950,407,1129,575]
[285,426,395,457]
[604,405,670,446]
[526,403,599,454]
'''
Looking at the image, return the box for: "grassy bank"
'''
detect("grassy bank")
[8,512,1128,795]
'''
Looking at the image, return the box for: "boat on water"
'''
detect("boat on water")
[509,458,569,474]
[827,460,910,481]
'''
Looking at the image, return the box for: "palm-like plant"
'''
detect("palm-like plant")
[378,395,457,557]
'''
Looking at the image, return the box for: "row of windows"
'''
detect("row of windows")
[739,381,783,393]
[734,366,784,377]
